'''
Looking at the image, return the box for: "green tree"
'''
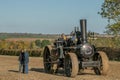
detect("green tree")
[30,42,37,49]
[99,0,120,36]
[105,23,120,35]
[41,40,51,48]
[35,40,41,47]
[0,40,8,49]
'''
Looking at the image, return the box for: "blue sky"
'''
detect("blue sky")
[0,0,108,34]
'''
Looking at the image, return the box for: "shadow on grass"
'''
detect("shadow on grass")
[8,70,19,73]
[30,68,44,73]
[30,68,65,76]
[78,72,95,75]
[30,68,95,77]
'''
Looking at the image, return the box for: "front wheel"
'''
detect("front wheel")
[93,51,109,75]
[64,53,78,77]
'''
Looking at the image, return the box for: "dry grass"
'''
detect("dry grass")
[0,55,120,80]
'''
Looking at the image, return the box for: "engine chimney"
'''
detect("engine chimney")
[80,19,87,44]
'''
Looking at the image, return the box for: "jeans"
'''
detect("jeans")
[19,63,24,73]
[19,63,28,74]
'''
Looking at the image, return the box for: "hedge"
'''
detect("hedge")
[0,47,120,61]
[97,47,120,61]
[0,49,43,57]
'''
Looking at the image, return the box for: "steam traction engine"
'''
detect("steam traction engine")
[43,19,109,77]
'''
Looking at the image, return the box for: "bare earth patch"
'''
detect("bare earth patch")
[0,55,120,80]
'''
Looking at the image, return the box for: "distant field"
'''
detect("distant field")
[5,38,55,42]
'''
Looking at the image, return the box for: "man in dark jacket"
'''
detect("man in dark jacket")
[19,49,29,74]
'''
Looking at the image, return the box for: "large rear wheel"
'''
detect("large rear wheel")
[43,45,52,73]
[64,53,78,77]
[93,51,109,75]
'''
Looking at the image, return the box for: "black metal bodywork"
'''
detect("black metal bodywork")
[52,19,100,70]
[43,19,109,77]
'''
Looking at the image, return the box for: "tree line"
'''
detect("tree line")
[0,39,51,57]
[0,39,51,49]
[0,33,58,39]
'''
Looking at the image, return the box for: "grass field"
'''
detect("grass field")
[0,55,120,80]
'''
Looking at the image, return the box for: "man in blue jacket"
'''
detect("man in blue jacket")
[19,49,29,74]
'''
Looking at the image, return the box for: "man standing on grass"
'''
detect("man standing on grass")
[18,49,29,74]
